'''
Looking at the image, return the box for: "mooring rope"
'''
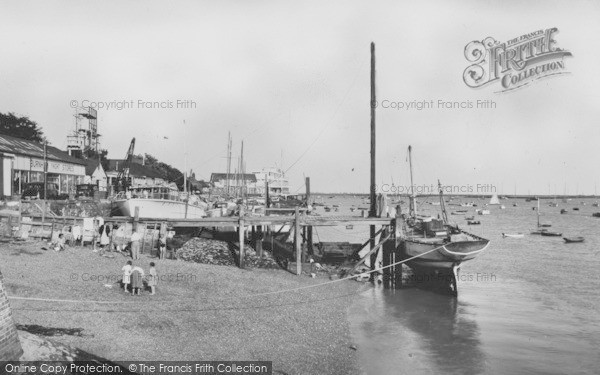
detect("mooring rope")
[7,243,447,305]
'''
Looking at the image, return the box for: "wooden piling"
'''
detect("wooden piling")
[256,225,263,258]
[369,42,377,279]
[295,206,301,275]
[239,207,245,268]
[133,206,140,232]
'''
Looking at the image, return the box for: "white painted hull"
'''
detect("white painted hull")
[401,236,489,270]
[113,198,206,219]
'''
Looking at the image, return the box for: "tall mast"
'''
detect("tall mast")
[183,120,187,194]
[438,180,448,224]
[369,42,376,219]
[408,145,417,218]
[226,132,231,196]
[537,198,540,227]
[241,140,245,199]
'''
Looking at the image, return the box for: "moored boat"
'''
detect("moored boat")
[502,233,524,238]
[398,147,489,279]
[540,231,562,237]
[563,236,584,243]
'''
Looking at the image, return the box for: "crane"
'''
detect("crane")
[114,138,135,193]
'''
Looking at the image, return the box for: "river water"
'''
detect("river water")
[315,196,600,375]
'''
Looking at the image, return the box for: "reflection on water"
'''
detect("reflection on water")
[349,286,486,375]
[323,196,600,374]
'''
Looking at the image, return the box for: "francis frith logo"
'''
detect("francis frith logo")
[463,28,572,92]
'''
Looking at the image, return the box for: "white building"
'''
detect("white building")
[253,167,290,196]
[0,134,86,197]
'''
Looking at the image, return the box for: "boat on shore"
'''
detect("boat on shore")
[111,184,207,219]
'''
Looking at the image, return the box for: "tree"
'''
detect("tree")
[0,112,46,143]
[143,153,185,189]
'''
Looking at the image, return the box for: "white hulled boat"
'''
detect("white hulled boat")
[112,184,207,219]
[398,146,490,286]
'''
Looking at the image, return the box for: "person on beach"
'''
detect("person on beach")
[121,260,133,293]
[99,223,111,250]
[158,234,167,259]
[130,230,141,260]
[147,262,157,295]
[53,233,66,251]
[130,264,145,296]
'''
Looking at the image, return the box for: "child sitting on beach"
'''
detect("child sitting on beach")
[53,233,66,251]
[122,260,133,293]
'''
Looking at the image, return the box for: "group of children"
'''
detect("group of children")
[121,260,158,295]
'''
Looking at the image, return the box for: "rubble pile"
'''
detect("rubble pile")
[175,237,281,269]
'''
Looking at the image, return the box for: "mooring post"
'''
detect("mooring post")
[369,42,377,281]
[239,206,245,268]
[133,206,140,232]
[256,225,263,258]
[295,206,301,275]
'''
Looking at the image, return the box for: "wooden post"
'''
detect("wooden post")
[238,206,245,268]
[382,219,397,289]
[369,42,377,281]
[256,225,263,258]
[141,225,146,254]
[133,206,140,232]
[108,222,115,252]
[295,206,301,275]
[304,177,313,255]
[49,222,55,241]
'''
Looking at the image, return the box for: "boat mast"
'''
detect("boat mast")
[438,180,448,224]
[537,198,540,228]
[183,120,187,194]
[408,145,417,218]
[226,132,231,196]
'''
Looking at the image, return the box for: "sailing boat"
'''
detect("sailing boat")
[531,199,552,234]
[489,194,500,205]
[398,146,490,278]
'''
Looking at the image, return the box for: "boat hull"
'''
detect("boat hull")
[400,236,489,270]
[112,198,206,219]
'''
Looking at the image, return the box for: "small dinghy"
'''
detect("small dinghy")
[563,236,584,243]
[502,233,524,238]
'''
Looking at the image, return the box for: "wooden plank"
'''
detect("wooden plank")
[347,233,391,276]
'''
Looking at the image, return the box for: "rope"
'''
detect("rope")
[7,243,446,305]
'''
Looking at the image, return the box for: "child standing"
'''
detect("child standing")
[158,234,167,259]
[130,264,145,296]
[147,262,157,295]
[121,260,133,293]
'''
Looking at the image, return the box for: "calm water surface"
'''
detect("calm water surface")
[316,196,600,374]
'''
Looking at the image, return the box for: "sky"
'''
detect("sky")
[1,0,598,195]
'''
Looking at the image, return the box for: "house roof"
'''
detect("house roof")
[107,160,165,179]
[0,133,86,165]
[84,159,106,176]
[210,173,257,183]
